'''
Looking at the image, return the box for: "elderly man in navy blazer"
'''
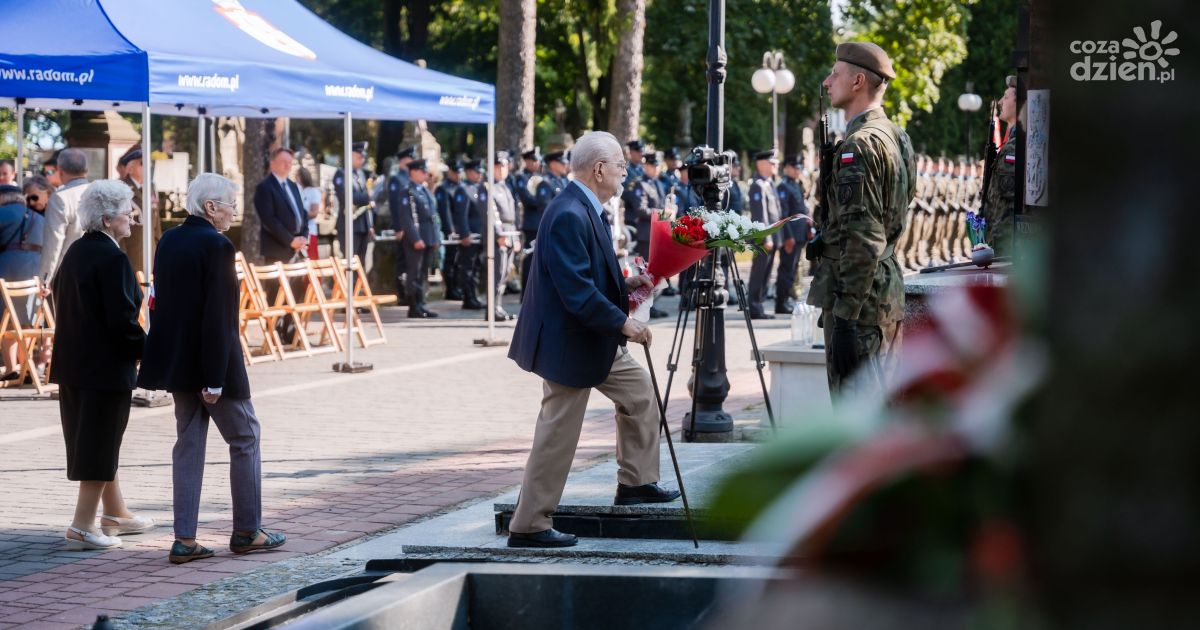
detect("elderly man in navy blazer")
[139,174,286,564]
[507,131,680,549]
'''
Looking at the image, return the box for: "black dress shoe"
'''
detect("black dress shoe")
[661,285,679,297]
[774,304,794,315]
[749,312,776,320]
[462,300,485,310]
[407,307,439,318]
[615,482,681,505]
[507,528,578,548]
[445,289,464,301]
[649,306,669,319]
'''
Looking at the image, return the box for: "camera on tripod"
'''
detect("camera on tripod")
[686,145,739,210]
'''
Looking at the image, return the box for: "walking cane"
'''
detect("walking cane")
[642,344,700,549]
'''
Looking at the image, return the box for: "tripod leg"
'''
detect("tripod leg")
[663,269,700,440]
[643,344,700,548]
[729,255,778,432]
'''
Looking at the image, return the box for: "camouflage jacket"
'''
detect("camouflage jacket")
[984,127,1018,255]
[807,107,915,325]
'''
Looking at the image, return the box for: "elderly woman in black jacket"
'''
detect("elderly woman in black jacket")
[50,179,155,550]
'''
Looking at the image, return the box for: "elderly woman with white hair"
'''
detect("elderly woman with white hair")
[138,173,286,564]
[49,179,154,551]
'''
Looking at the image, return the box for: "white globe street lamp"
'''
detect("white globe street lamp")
[958,82,983,159]
[753,51,795,156]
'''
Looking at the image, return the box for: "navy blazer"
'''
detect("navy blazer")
[253,175,309,264]
[508,183,629,389]
[137,216,250,399]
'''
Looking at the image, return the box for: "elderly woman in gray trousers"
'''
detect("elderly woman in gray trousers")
[137,174,285,564]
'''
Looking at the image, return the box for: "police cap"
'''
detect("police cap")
[464,159,483,172]
[752,149,778,163]
[494,151,511,165]
[521,147,541,162]
[835,41,896,81]
[544,151,566,165]
[396,146,417,160]
[643,152,660,166]
[408,159,428,172]
[352,141,369,154]
[783,154,802,167]
[626,139,645,152]
[118,148,142,167]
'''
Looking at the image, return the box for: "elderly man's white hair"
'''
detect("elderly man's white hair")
[569,131,621,176]
[187,173,238,218]
[78,180,134,232]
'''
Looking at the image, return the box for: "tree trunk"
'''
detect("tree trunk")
[496,0,537,151]
[607,0,645,144]
[377,0,433,166]
[239,117,277,264]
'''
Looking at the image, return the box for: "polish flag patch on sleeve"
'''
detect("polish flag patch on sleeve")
[1004,154,1016,164]
[840,152,855,164]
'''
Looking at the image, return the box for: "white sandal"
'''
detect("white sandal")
[100,514,156,536]
[65,526,122,551]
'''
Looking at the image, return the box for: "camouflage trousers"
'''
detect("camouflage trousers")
[821,311,903,403]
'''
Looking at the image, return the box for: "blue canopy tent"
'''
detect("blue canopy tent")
[1,0,504,359]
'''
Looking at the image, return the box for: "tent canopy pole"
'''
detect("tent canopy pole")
[141,103,152,325]
[14,102,25,186]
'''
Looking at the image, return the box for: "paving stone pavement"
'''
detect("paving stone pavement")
[0,289,790,629]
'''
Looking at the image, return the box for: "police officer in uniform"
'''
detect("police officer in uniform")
[516,148,543,248]
[625,139,646,182]
[775,153,811,314]
[808,42,916,399]
[746,149,782,319]
[334,141,376,264]
[491,152,520,321]
[673,155,706,306]
[388,146,417,300]
[984,75,1019,257]
[660,147,682,194]
[727,154,746,215]
[390,159,440,318]
[457,159,487,310]
[435,160,469,300]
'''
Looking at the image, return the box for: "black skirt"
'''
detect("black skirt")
[59,385,132,481]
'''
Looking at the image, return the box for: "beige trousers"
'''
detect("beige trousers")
[509,346,661,533]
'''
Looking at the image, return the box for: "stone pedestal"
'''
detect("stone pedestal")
[759,341,832,425]
[903,264,1011,328]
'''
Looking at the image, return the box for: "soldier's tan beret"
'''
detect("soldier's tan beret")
[1005,75,1017,89]
[835,42,896,81]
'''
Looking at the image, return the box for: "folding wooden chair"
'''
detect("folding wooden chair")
[234,253,283,364]
[331,255,396,346]
[304,258,355,350]
[0,278,56,394]
[279,261,340,354]
[251,262,312,359]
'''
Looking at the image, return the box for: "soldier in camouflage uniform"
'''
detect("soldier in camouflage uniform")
[984,75,1019,257]
[808,42,916,399]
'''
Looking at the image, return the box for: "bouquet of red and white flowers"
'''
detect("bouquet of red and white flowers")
[628,209,799,319]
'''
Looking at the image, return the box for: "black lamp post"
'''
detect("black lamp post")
[682,0,734,438]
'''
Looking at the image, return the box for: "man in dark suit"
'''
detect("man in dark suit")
[254,147,308,265]
[139,173,286,564]
[253,147,308,342]
[506,131,679,549]
[389,159,440,318]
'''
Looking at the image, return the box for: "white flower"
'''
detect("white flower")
[703,221,719,237]
[738,215,753,230]
[726,225,740,239]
